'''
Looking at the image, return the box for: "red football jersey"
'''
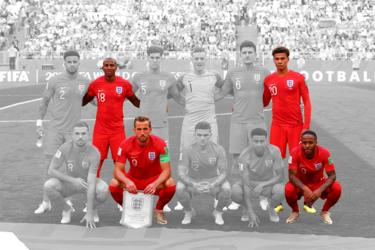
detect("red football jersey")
[87,76,135,134]
[264,70,311,129]
[288,145,335,186]
[116,135,168,179]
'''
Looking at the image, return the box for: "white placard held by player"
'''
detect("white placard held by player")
[120,191,153,229]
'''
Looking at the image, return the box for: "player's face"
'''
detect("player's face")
[240,47,256,65]
[64,55,80,74]
[134,121,152,144]
[195,129,211,146]
[102,59,117,77]
[273,53,289,71]
[72,127,89,147]
[148,52,161,71]
[252,135,267,156]
[191,52,206,72]
[301,134,317,158]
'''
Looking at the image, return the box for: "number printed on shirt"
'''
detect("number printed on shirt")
[269,85,278,95]
[59,87,66,100]
[98,92,106,102]
[235,78,241,89]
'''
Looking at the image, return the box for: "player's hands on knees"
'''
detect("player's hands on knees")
[253,184,264,197]
[302,186,313,204]
[248,211,260,228]
[125,180,137,194]
[144,182,157,195]
[80,213,96,229]
[75,178,88,189]
[310,188,323,203]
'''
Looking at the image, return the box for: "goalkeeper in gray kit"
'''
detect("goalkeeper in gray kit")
[176,122,231,225]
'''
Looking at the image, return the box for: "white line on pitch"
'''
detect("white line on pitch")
[0,98,42,111]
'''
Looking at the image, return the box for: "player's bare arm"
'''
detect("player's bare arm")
[289,169,313,204]
[263,83,272,107]
[38,82,54,119]
[82,92,95,106]
[300,80,312,130]
[178,149,195,187]
[113,161,137,193]
[168,84,185,106]
[144,161,172,195]
[310,170,337,203]
[242,166,259,227]
[211,147,228,188]
[214,77,232,101]
[127,94,140,108]
[48,151,88,189]
[81,171,97,229]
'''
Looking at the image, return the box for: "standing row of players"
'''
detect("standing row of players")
[33,42,341,228]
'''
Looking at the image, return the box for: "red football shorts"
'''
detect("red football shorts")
[93,131,125,160]
[109,174,160,205]
[270,124,303,158]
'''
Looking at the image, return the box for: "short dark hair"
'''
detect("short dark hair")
[301,130,317,140]
[73,121,89,131]
[195,121,211,131]
[191,47,206,55]
[147,45,163,56]
[272,46,290,57]
[240,40,256,52]
[134,116,152,128]
[250,128,267,138]
[63,50,80,60]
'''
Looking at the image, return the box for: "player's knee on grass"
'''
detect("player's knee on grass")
[176,181,191,201]
[44,178,62,195]
[271,183,284,203]
[95,179,109,204]
[231,182,243,204]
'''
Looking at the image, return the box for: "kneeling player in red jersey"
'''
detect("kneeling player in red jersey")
[109,116,176,225]
[285,130,342,224]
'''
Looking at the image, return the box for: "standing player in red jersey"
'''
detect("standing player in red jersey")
[285,130,342,224]
[82,58,140,177]
[109,116,176,225]
[263,46,312,213]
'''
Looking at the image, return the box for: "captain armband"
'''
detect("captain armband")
[160,146,170,163]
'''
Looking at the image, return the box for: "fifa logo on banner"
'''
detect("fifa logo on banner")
[116,86,123,94]
[131,197,144,211]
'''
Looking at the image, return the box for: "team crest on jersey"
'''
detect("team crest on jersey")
[82,161,89,169]
[116,86,123,94]
[209,157,216,165]
[131,197,143,211]
[253,73,261,83]
[286,80,294,88]
[192,160,199,171]
[148,152,156,160]
[159,80,166,90]
[314,162,322,170]
[131,158,138,166]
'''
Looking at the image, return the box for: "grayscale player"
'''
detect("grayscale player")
[175,47,223,210]
[231,128,284,227]
[176,122,231,225]
[40,122,109,227]
[215,40,270,210]
[34,50,90,214]
[131,45,184,212]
